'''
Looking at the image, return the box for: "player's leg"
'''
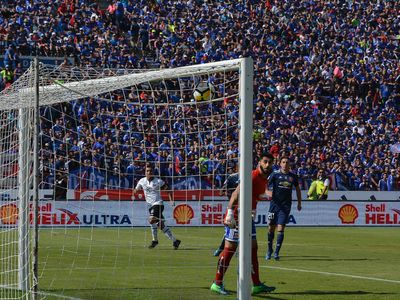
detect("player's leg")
[250,222,262,285]
[274,210,289,259]
[251,222,276,294]
[266,211,277,260]
[157,205,181,249]
[213,236,225,256]
[211,227,238,295]
[148,206,159,248]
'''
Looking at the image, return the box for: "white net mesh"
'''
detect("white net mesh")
[0,59,246,299]
[0,78,35,298]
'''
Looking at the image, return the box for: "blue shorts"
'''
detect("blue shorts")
[268,205,291,225]
[224,220,257,243]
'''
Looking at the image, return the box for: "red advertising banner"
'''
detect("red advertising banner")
[74,189,225,201]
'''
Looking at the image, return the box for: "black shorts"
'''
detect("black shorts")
[149,204,165,221]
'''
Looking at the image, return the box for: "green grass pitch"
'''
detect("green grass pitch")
[13,227,400,299]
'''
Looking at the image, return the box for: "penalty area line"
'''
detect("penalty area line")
[261,265,400,284]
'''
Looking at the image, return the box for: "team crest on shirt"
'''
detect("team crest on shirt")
[282,181,291,188]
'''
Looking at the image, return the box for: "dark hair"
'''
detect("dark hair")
[279,156,289,163]
[260,152,274,161]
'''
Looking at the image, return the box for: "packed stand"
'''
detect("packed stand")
[2,0,400,192]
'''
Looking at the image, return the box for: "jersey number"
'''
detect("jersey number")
[267,212,275,221]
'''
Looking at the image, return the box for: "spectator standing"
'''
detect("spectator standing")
[387,169,397,191]
[378,173,388,191]
[307,169,330,200]
[0,64,13,88]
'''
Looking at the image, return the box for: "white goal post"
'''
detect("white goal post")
[0,57,253,299]
[238,58,253,300]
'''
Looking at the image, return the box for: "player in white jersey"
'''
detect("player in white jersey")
[133,164,181,249]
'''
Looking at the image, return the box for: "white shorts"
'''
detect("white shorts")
[224,220,256,243]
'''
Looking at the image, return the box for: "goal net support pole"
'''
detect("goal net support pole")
[16,58,39,297]
[33,57,40,298]
[17,107,30,292]
[238,57,253,300]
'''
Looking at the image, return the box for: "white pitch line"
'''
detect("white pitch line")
[0,286,85,300]
[37,291,86,300]
[261,265,400,284]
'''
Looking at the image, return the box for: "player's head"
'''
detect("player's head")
[258,152,274,176]
[317,168,325,179]
[145,164,154,179]
[279,156,290,173]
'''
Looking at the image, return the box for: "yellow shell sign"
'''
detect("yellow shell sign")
[338,204,358,224]
[0,204,19,225]
[173,204,194,224]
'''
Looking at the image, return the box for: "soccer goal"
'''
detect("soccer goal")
[0,58,253,299]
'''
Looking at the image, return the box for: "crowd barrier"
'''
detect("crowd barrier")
[1,189,399,202]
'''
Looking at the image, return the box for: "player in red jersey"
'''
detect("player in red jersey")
[210,152,276,295]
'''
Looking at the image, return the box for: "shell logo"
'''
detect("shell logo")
[338,204,358,224]
[0,204,18,225]
[173,204,194,224]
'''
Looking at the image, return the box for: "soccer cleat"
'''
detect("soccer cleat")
[265,252,272,260]
[252,283,276,295]
[213,249,223,257]
[210,282,228,295]
[274,253,280,261]
[173,239,181,250]
[148,240,158,249]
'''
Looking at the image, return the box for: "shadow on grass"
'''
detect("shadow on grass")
[251,290,397,300]
[274,255,375,262]
[280,290,395,296]
[39,287,396,300]
[155,247,206,251]
[201,286,283,300]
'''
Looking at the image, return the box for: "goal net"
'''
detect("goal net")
[0,65,37,300]
[0,58,253,299]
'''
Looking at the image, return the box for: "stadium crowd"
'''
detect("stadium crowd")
[1,0,400,192]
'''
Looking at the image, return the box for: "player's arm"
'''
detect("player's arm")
[295,183,302,211]
[262,184,273,198]
[219,179,228,196]
[132,183,142,195]
[132,188,140,200]
[224,185,240,228]
[228,185,239,209]
[161,180,174,206]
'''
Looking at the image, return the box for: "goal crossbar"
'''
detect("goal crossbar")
[0,59,243,111]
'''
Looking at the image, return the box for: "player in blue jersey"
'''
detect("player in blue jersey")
[213,169,239,256]
[266,156,302,260]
